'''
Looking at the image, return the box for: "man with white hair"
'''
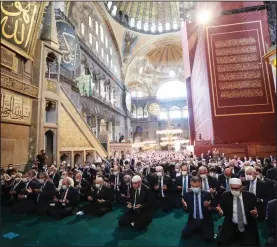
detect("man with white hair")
[216,178,260,246]
[151,165,173,212]
[118,175,154,230]
[226,159,241,175]
[57,171,74,191]
[47,177,79,220]
[83,176,113,216]
[48,166,60,188]
[244,166,267,220]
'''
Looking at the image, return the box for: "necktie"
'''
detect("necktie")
[204,179,208,191]
[127,185,130,195]
[249,182,254,194]
[237,197,245,232]
[195,194,200,220]
[182,176,187,196]
[226,178,230,191]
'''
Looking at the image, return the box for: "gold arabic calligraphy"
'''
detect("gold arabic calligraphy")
[1,1,37,47]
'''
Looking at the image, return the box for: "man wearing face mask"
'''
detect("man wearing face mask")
[3,172,25,206]
[83,177,113,216]
[237,161,251,180]
[36,173,56,215]
[74,172,90,200]
[83,163,97,185]
[6,164,16,176]
[175,165,192,208]
[218,168,236,194]
[181,176,214,242]
[216,178,260,246]
[11,169,40,214]
[226,160,241,175]
[142,162,154,179]
[152,166,173,212]
[244,167,267,220]
[48,166,60,188]
[47,178,79,220]
[118,175,154,230]
[57,171,74,191]
[110,165,123,203]
[198,166,220,209]
[119,175,132,204]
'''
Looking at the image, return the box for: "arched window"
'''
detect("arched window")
[144,22,149,31]
[110,47,112,55]
[165,22,170,30]
[89,16,92,27]
[81,22,85,35]
[131,105,136,116]
[105,36,108,48]
[110,59,113,68]
[173,21,178,30]
[101,48,104,57]
[169,106,182,119]
[151,23,156,33]
[158,23,163,33]
[89,33,92,44]
[144,105,149,118]
[95,40,99,51]
[137,20,142,30]
[130,18,135,28]
[136,107,143,119]
[107,1,112,10]
[95,21,99,35]
[100,25,104,42]
[112,6,117,16]
[156,81,187,100]
[159,108,168,120]
[106,54,109,63]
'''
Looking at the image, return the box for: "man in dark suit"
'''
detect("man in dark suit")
[244,166,267,220]
[11,169,40,214]
[218,168,236,194]
[185,160,197,174]
[266,166,277,182]
[74,172,90,201]
[36,173,56,215]
[266,199,276,246]
[255,167,275,202]
[198,166,220,208]
[151,166,173,212]
[181,176,214,242]
[216,178,260,246]
[118,175,154,230]
[6,164,17,177]
[47,178,79,220]
[49,166,60,188]
[175,164,192,207]
[119,175,132,204]
[83,177,113,216]
[109,165,123,202]
[226,160,241,175]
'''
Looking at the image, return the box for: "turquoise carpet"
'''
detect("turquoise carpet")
[0,205,268,246]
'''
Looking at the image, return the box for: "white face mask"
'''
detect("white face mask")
[62,185,67,190]
[38,179,44,184]
[230,190,241,197]
[246,175,254,181]
[191,187,200,194]
[95,184,101,188]
[182,171,187,176]
[22,178,28,182]
[175,169,180,173]
[156,172,162,177]
[209,172,216,178]
[200,174,207,179]
[8,167,13,170]
[75,179,80,183]
[61,175,66,179]
[113,172,119,176]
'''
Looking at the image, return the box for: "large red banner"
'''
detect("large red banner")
[206,10,275,116]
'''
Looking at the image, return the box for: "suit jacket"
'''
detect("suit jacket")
[50,173,60,188]
[37,180,56,204]
[21,179,40,201]
[128,184,154,211]
[244,178,268,203]
[6,179,25,199]
[109,174,123,191]
[226,166,241,175]
[151,175,173,196]
[56,186,79,207]
[220,191,258,230]
[218,174,236,189]
[120,182,132,196]
[266,168,277,181]
[175,175,192,192]
[183,190,213,221]
[74,178,90,197]
[266,199,276,236]
[91,185,113,206]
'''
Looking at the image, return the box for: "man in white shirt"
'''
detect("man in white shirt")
[216,178,260,246]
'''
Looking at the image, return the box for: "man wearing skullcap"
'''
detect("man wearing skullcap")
[217,178,260,246]
[118,175,154,230]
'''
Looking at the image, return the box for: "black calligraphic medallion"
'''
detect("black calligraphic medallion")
[56,20,81,71]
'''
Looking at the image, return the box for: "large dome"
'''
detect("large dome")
[105,1,196,35]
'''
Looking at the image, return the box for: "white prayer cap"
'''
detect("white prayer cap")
[132,175,142,183]
[229,178,242,185]
[156,166,163,171]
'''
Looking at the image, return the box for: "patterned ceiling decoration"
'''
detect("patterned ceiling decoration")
[104,1,196,35]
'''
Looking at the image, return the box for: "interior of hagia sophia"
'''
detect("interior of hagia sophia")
[0,1,276,246]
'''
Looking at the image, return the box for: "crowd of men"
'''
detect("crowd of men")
[1,150,276,246]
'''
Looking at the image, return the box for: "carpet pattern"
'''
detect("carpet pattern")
[0,205,269,246]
